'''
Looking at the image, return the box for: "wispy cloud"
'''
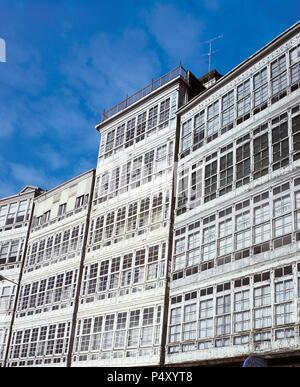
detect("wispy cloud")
[36,145,69,171]
[60,27,161,115]
[9,162,60,190]
[144,4,205,64]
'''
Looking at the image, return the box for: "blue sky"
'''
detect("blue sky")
[0,0,299,197]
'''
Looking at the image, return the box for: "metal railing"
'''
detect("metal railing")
[101,65,188,122]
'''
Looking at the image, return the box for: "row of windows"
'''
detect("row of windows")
[180,44,300,157]
[100,97,172,160]
[82,243,166,301]
[73,347,159,363]
[32,195,89,229]
[0,199,31,229]
[168,264,300,348]
[178,105,300,211]
[168,327,300,355]
[25,224,85,271]
[9,322,71,360]
[88,191,170,249]
[16,270,78,316]
[95,141,174,204]
[0,239,24,267]
[74,306,162,356]
[174,180,300,277]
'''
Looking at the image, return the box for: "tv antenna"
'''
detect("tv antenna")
[201,35,223,73]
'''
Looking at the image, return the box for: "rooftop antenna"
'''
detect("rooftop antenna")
[201,34,223,73]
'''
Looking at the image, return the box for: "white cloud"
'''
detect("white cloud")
[60,27,161,115]
[9,162,60,190]
[36,145,69,170]
[144,4,205,63]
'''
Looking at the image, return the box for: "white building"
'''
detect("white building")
[71,66,203,367]
[6,171,95,367]
[0,186,42,367]
[166,22,300,366]
[2,21,300,368]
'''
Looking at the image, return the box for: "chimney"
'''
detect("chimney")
[199,70,222,89]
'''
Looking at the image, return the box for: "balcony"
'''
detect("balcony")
[100,65,188,123]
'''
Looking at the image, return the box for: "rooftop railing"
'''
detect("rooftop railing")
[101,65,188,123]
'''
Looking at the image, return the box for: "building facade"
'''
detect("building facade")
[166,22,300,365]
[70,66,203,367]
[1,21,300,367]
[0,186,42,366]
[6,171,95,367]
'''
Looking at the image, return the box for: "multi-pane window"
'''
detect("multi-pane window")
[17,270,77,314]
[253,67,268,111]
[105,130,115,157]
[254,203,270,225]
[74,306,161,359]
[271,55,288,100]
[181,119,192,154]
[82,244,165,299]
[290,45,300,91]
[254,285,271,328]
[168,264,299,353]
[190,167,202,210]
[187,231,200,267]
[144,150,155,181]
[139,199,150,229]
[10,323,71,362]
[254,223,271,244]
[274,194,291,216]
[219,152,233,195]
[125,118,136,148]
[136,113,146,143]
[16,201,28,223]
[199,299,213,338]
[58,203,67,217]
[221,91,234,130]
[237,79,251,121]
[26,224,84,270]
[177,48,300,162]
[234,291,250,332]
[159,98,170,124]
[193,111,205,151]
[0,239,23,266]
[253,131,269,179]
[148,105,158,134]
[174,237,186,271]
[96,141,174,202]
[236,142,250,187]
[219,218,233,256]
[0,205,8,227]
[155,145,168,172]
[202,221,216,263]
[100,97,172,159]
[115,124,125,149]
[207,101,219,139]
[6,203,17,225]
[75,195,87,209]
[110,167,120,197]
[177,173,189,215]
[292,110,300,161]
[204,160,217,202]
[272,114,289,170]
